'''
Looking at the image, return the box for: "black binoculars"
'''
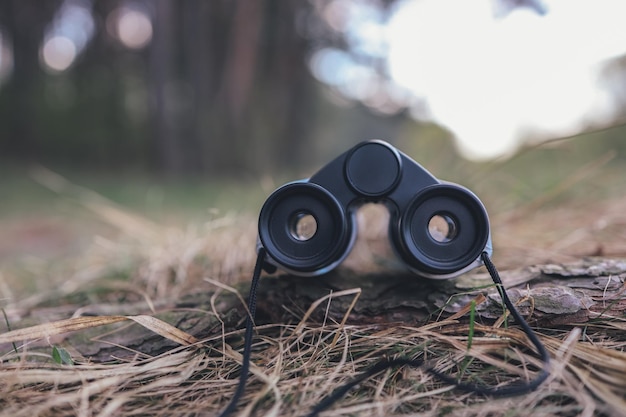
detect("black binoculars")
[257,140,492,279]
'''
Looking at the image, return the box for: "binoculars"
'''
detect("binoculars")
[258,140,492,279]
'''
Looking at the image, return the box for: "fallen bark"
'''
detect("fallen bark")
[3,257,625,362]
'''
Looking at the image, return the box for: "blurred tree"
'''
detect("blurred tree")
[2,0,620,177]
[0,0,323,176]
[147,0,319,175]
[0,0,62,159]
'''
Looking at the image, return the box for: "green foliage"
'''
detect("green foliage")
[51,346,74,365]
[466,299,476,351]
[2,308,18,356]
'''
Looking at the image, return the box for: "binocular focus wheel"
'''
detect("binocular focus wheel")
[396,184,490,275]
[345,141,402,197]
[258,183,351,274]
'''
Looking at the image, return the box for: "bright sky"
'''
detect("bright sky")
[387,0,626,159]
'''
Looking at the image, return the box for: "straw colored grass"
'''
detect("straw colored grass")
[1,169,626,417]
[2,318,625,416]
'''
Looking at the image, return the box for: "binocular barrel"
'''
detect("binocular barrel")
[258,140,492,279]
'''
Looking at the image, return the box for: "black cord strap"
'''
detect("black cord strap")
[217,247,267,417]
[476,251,551,394]
[219,251,551,416]
[306,252,551,416]
[306,357,426,417]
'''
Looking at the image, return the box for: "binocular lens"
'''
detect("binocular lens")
[258,183,351,274]
[289,212,318,241]
[397,184,490,275]
[427,213,458,243]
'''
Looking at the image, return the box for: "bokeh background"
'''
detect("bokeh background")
[2,0,626,296]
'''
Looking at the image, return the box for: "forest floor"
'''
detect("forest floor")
[1,143,626,416]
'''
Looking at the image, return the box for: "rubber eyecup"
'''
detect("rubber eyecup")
[258,182,351,275]
[395,184,490,276]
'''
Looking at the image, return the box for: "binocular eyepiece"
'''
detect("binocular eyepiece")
[258,140,492,279]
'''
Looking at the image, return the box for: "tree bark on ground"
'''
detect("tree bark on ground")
[23,257,622,362]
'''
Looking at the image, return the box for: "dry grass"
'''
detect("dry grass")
[1,165,626,417]
[2,319,626,416]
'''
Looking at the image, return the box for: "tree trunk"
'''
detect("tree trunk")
[0,0,60,159]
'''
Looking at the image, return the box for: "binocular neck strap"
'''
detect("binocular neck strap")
[218,250,551,417]
[217,247,267,417]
